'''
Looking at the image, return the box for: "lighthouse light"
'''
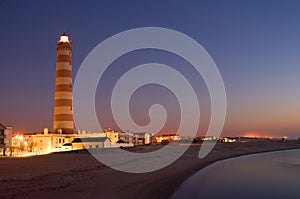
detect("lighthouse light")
[59,35,69,43]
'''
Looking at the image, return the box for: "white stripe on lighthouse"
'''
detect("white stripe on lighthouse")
[54,121,74,129]
[55,92,73,99]
[56,62,72,71]
[56,77,72,85]
[54,106,73,114]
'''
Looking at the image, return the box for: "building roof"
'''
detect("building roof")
[155,134,178,137]
[62,143,72,146]
[116,139,126,143]
[61,32,68,36]
[72,137,109,143]
[0,123,6,130]
[133,132,147,135]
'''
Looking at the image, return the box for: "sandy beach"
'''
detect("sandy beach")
[0,140,299,199]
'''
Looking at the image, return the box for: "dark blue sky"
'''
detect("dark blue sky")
[0,0,299,138]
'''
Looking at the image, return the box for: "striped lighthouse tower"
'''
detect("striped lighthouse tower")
[53,32,74,134]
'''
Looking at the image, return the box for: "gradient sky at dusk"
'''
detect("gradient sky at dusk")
[0,0,299,138]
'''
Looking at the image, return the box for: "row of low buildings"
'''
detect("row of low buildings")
[0,123,185,156]
[1,122,246,157]
[1,123,247,157]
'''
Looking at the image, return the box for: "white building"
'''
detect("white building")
[4,126,13,148]
[71,137,111,150]
[0,123,6,155]
[32,129,113,154]
[32,128,78,154]
[0,123,13,156]
[103,130,119,144]
[132,132,152,145]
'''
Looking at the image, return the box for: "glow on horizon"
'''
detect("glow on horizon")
[242,131,288,139]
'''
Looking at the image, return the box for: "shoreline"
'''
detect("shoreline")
[172,146,300,198]
[0,140,299,199]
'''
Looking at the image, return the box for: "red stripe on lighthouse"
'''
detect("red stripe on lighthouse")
[55,85,72,92]
[55,99,72,106]
[56,70,72,78]
[57,55,71,63]
[54,114,74,121]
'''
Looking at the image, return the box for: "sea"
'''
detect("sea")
[175,149,300,199]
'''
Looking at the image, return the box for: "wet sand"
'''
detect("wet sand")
[0,140,299,199]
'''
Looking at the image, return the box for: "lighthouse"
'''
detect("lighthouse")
[53,32,74,134]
